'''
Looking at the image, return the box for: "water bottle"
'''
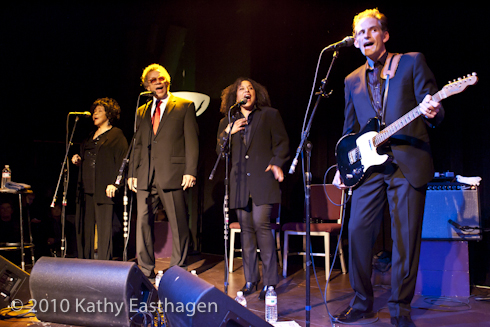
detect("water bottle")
[234,291,247,307]
[191,270,198,276]
[155,270,164,289]
[265,286,277,323]
[1,165,11,189]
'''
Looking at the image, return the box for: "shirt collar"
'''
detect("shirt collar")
[367,51,389,70]
[152,92,170,113]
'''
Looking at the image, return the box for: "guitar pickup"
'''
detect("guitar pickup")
[348,147,361,165]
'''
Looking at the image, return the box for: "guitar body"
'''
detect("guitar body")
[335,73,477,188]
[335,117,391,187]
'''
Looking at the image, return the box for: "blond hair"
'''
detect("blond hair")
[352,8,388,36]
[140,63,171,90]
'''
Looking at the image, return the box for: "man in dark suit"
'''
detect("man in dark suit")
[333,9,443,327]
[128,64,199,279]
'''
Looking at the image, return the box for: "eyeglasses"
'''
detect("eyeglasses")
[149,76,166,85]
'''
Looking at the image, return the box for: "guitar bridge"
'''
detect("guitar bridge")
[348,147,361,165]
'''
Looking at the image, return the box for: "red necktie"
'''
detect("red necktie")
[152,100,162,134]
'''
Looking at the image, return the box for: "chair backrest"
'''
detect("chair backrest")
[309,184,344,223]
[271,202,281,224]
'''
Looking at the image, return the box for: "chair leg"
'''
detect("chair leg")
[282,232,289,278]
[338,235,347,274]
[229,229,237,273]
[324,234,330,280]
[302,235,307,271]
[275,230,282,268]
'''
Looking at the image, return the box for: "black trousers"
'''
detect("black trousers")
[136,183,189,278]
[348,163,426,317]
[235,199,279,286]
[79,193,113,260]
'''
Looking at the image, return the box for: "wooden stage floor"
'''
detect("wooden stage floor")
[2,253,490,326]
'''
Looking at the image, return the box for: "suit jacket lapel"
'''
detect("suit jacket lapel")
[155,94,176,136]
[359,62,379,115]
[246,108,262,152]
[142,101,153,130]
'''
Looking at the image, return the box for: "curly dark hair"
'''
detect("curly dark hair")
[90,97,121,124]
[219,77,271,115]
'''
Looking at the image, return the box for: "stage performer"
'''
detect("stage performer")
[127,64,199,280]
[332,8,444,327]
[217,77,289,300]
[72,97,128,260]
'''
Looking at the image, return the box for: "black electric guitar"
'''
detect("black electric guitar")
[336,73,478,188]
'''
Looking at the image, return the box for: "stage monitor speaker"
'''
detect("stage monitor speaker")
[0,255,30,309]
[422,183,481,240]
[158,266,272,327]
[30,257,158,327]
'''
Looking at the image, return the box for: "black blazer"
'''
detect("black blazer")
[217,106,289,209]
[343,52,444,188]
[76,127,128,204]
[129,94,199,190]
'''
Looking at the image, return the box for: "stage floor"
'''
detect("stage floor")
[2,253,490,326]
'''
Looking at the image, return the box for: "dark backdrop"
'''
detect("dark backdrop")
[1,1,487,281]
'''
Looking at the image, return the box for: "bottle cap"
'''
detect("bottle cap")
[157,270,163,274]
[191,270,197,275]
[237,291,243,296]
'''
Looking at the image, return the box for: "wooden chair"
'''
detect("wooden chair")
[228,203,282,273]
[282,184,347,280]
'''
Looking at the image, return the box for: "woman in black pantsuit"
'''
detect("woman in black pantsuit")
[217,78,289,299]
[72,98,128,260]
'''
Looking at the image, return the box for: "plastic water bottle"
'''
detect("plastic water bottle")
[265,286,277,323]
[235,291,247,307]
[155,270,164,289]
[1,165,11,189]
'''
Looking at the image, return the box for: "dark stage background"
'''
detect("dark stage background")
[1,1,488,281]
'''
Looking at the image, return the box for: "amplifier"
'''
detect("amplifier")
[422,183,481,240]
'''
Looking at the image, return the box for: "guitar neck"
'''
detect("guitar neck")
[373,91,443,146]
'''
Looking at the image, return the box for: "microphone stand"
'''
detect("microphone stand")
[113,138,134,262]
[113,95,150,261]
[288,50,339,327]
[51,114,81,258]
[209,108,239,295]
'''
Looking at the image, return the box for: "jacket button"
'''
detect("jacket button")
[245,155,249,159]
[246,173,251,176]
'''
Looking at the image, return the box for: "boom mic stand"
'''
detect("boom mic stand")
[288,50,340,327]
[51,114,82,258]
[209,108,239,295]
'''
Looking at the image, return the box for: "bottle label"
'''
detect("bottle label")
[265,296,277,306]
[2,172,10,178]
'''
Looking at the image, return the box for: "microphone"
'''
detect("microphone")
[140,91,155,97]
[69,111,91,117]
[230,98,248,110]
[448,219,463,231]
[324,36,355,51]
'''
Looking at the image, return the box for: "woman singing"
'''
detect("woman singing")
[72,97,128,260]
[217,78,289,299]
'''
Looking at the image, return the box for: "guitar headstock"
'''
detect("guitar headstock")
[443,73,478,96]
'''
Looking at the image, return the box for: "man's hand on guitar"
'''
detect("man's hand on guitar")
[419,94,441,119]
[333,170,348,190]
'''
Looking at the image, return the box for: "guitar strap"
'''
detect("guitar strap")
[380,53,403,126]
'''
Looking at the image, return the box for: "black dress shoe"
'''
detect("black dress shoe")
[391,315,416,327]
[333,306,375,323]
[258,285,276,300]
[241,281,259,295]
